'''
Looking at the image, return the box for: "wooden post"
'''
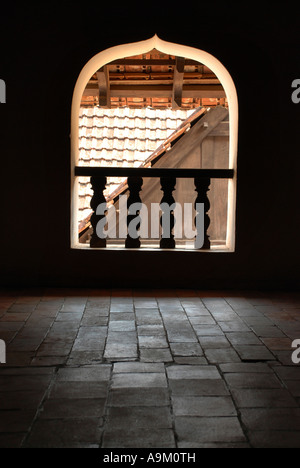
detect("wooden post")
[125,177,143,249]
[90,176,107,248]
[97,66,111,108]
[160,177,176,249]
[172,57,185,109]
[195,177,211,250]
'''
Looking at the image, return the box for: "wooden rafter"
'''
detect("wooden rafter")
[97,66,111,108]
[172,57,185,109]
[83,84,226,99]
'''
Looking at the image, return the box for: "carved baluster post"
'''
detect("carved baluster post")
[90,176,107,248]
[125,177,143,249]
[194,177,211,250]
[160,177,176,249]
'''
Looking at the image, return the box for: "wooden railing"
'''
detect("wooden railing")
[75,167,234,250]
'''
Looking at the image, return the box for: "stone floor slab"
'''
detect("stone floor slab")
[172,396,237,417]
[167,365,221,380]
[112,372,168,389]
[175,416,246,445]
[102,428,176,448]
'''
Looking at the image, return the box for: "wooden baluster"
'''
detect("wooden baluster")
[125,177,143,249]
[160,177,176,249]
[195,177,211,250]
[90,176,107,248]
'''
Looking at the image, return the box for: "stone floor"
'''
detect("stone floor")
[0,288,300,448]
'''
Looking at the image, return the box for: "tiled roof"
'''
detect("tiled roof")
[78,106,195,223]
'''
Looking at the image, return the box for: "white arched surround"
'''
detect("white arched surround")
[71,35,238,251]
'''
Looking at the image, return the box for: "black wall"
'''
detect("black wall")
[0,2,299,290]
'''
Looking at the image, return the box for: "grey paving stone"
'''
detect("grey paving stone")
[84,307,109,317]
[140,348,173,363]
[109,313,135,322]
[172,396,237,416]
[8,337,43,352]
[40,398,106,419]
[102,428,175,448]
[193,325,224,337]
[167,365,221,380]
[0,322,27,332]
[36,343,73,357]
[233,345,276,361]
[107,406,172,429]
[134,301,158,309]
[224,373,282,389]
[209,312,240,322]
[175,416,246,445]
[273,366,300,385]
[55,312,83,323]
[183,307,211,317]
[0,433,26,448]
[136,315,163,326]
[138,335,169,349]
[170,342,203,357]
[137,325,166,336]
[108,388,170,407]
[57,365,111,382]
[177,442,251,448]
[261,337,293,350]
[106,331,136,344]
[226,332,263,345]
[241,408,300,431]
[0,409,36,432]
[76,327,108,340]
[0,375,52,392]
[49,381,109,399]
[231,388,298,408]
[0,390,44,411]
[166,331,198,343]
[113,362,165,373]
[4,352,34,367]
[60,304,86,314]
[219,321,250,333]
[189,316,216,325]
[248,431,300,448]
[205,348,241,363]
[199,336,230,349]
[242,316,273,327]
[66,351,104,366]
[220,363,273,374]
[0,313,31,322]
[280,380,300,397]
[81,316,108,327]
[31,356,68,366]
[250,325,286,338]
[112,372,168,389]
[8,304,36,313]
[235,308,265,318]
[109,321,136,332]
[24,418,102,448]
[0,367,55,376]
[110,305,134,313]
[104,343,138,360]
[72,338,105,352]
[174,357,208,365]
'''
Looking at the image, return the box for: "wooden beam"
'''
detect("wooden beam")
[83,84,226,99]
[75,167,234,179]
[102,59,202,67]
[172,57,185,109]
[97,66,111,108]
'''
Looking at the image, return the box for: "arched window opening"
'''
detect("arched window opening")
[71,36,238,252]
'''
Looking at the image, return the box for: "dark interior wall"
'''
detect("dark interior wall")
[0,2,299,290]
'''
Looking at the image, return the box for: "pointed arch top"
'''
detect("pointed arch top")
[71,36,238,250]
